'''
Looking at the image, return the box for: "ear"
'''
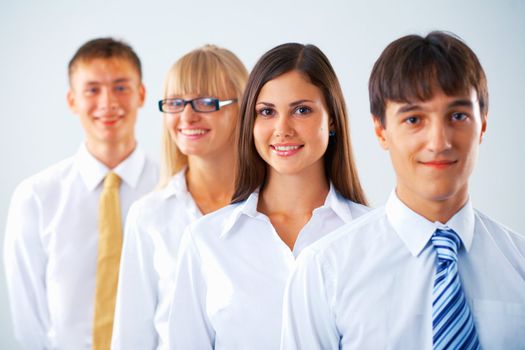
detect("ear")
[373,116,389,150]
[329,117,335,133]
[138,83,146,107]
[479,114,488,143]
[66,89,77,114]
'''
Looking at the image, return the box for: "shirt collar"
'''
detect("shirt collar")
[386,190,475,257]
[219,183,353,239]
[321,183,355,224]
[161,169,188,199]
[219,189,260,239]
[75,143,147,191]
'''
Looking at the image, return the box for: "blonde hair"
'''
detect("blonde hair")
[158,45,248,189]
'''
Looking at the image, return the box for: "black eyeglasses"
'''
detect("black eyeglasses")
[158,97,237,113]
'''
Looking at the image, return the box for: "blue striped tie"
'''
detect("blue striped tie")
[431,228,480,350]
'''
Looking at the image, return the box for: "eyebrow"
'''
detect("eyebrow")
[448,99,473,109]
[84,78,131,85]
[396,98,474,115]
[256,99,316,107]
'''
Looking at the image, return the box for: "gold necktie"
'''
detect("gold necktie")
[93,172,122,350]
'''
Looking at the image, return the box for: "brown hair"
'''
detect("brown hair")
[369,31,488,126]
[157,44,248,189]
[68,37,142,83]
[232,43,367,205]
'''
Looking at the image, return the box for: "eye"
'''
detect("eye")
[451,112,468,121]
[166,99,184,108]
[114,85,130,93]
[197,98,216,107]
[84,86,99,96]
[404,116,420,125]
[294,106,312,116]
[257,107,275,118]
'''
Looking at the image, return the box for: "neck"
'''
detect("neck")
[258,168,329,216]
[85,139,136,169]
[186,151,236,214]
[396,187,469,224]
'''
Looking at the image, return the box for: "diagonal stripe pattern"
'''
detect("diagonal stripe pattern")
[431,228,480,350]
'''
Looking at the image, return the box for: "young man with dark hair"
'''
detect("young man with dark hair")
[281,31,524,349]
[4,38,158,349]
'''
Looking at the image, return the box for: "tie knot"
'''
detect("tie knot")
[104,172,121,189]
[431,228,461,262]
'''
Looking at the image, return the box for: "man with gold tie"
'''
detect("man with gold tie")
[4,38,158,349]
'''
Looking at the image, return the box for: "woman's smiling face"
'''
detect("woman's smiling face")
[253,70,332,178]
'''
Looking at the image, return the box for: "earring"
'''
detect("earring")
[329,130,336,137]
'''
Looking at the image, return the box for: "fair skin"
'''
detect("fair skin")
[67,58,145,168]
[165,93,238,214]
[254,70,333,249]
[374,87,487,223]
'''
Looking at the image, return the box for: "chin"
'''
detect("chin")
[422,187,463,203]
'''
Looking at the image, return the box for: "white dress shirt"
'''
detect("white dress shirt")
[281,191,525,350]
[4,144,158,350]
[167,185,369,350]
[111,170,201,350]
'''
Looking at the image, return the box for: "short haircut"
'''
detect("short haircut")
[369,31,488,126]
[232,43,367,206]
[68,37,142,83]
[157,44,248,189]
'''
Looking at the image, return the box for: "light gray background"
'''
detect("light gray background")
[1,0,523,348]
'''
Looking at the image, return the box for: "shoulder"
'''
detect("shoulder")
[133,153,159,190]
[347,201,372,219]
[11,157,75,201]
[126,182,191,226]
[299,206,388,266]
[189,202,244,240]
[142,154,159,176]
[475,209,525,253]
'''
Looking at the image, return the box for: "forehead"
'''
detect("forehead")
[385,88,479,114]
[70,58,140,85]
[257,70,322,102]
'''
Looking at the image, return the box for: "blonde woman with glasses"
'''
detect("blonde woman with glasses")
[111,45,248,349]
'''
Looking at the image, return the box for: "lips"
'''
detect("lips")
[95,115,123,126]
[270,144,303,156]
[179,128,210,137]
[420,160,458,169]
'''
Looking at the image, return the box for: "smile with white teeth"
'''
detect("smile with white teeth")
[180,129,208,135]
[273,145,301,151]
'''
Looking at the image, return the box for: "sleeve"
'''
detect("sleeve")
[3,182,51,349]
[280,248,340,350]
[111,203,159,350]
[167,228,214,350]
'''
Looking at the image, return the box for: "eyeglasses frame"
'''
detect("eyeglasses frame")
[158,97,238,113]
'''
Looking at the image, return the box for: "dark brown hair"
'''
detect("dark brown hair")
[369,31,488,125]
[68,37,142,83]
[232,43,367,205]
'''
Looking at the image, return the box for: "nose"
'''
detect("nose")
[427,119,452,153]
[179,103,200,123]
[273,115,294,138]
[98,88,119,112]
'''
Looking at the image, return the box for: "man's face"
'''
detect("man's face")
[67,58,145,148]
[374,88,487,216]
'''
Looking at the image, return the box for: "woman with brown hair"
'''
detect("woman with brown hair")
[111,45,248,349]
[167,43,368,349]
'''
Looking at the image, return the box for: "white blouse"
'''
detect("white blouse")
[112,170,201,349]
[167,185,369,350]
